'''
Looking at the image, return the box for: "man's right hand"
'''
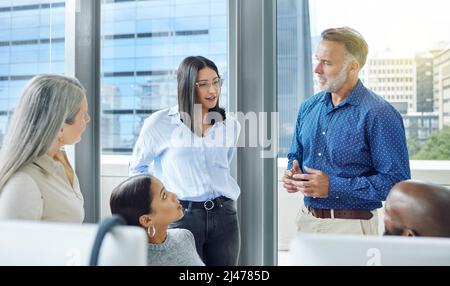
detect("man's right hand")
[283,160,302,193]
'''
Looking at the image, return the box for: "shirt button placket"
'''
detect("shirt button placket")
[202,144,209,189]
[318,130,327,158]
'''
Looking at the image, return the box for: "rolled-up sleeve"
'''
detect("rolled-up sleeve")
[129,120,156,176]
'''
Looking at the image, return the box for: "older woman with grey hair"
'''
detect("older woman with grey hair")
[0,74,90,223]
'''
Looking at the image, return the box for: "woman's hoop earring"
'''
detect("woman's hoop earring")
[147,225,156,238]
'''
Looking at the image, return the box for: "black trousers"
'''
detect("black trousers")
[169,199,240,266]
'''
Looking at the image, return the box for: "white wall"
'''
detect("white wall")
[100,155,129,218]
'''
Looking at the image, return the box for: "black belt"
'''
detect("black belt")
[180,196,230,211]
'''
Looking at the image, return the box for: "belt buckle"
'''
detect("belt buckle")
[204,200,215,211]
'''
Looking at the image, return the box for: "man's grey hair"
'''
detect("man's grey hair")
[0,74,86,191]
[321,27,369,69]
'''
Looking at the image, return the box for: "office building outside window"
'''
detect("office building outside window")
[276,0,450,161]
[0,0,65,147]
[277,0,450,264]
[100,0,228,155]
[99,0,228,217]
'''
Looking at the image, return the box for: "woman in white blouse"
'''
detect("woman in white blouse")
[129,56,241,266]
[0,74,90,223]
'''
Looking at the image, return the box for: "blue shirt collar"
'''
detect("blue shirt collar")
[320,79,365,107]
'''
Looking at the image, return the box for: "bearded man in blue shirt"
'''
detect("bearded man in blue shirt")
[282,27,411,235]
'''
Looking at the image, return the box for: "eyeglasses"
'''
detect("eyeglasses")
[195,78,224,91]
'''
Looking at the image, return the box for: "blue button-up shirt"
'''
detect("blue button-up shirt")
[287,80,411,210]
[129,105,241,201]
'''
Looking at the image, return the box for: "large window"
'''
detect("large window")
[100,0,229,217]
[308,0,450,160]
[100,0,228,155]
[277,0,312,264]
[277,0,450,265]
[0,0,66,146]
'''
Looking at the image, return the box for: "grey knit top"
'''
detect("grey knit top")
[147,228,204,266]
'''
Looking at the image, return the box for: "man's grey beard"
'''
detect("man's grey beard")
[323,63,349,93]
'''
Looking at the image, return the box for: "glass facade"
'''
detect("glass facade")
[0,0,65,146]
[277,0,313,158]
[1,0,447,159]
[277,0,450,160]
[100,0,228,154]
[277,0,300,158]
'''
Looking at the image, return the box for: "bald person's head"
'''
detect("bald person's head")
[384,180,450,238]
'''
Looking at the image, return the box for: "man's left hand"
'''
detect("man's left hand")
[292,166,330,198]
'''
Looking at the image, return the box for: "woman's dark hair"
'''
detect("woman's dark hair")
[110,175,154,226]
[177,56,226,133]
